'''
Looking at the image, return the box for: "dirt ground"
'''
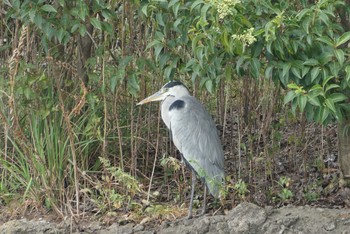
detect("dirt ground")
[1,202,350,233]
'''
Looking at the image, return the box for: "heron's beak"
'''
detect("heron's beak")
[137,90,168,105]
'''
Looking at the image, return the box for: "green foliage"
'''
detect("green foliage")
[86,157,141,215]
[304,182,321,202]
[160,155,181,176]
[263,1,350,124]
[142,0,350,124]
[277,177,293,201]
[99,157,140,198]
[1,0,349,218]
[234,179,249,199]
[144,203,182,219]
[0,112,72,207]
[6,0,116,47]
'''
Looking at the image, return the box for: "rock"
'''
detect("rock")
[323,221,336,231]
[134,224,145,231]
[226,202,267,234]
[0,218,67,234]
[282,216,299,227]
[99,222,134,234]
[157,202,266,234]
[1,203,350,234]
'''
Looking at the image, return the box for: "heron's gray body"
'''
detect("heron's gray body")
[162,94,224,198]
[137,81,225,218]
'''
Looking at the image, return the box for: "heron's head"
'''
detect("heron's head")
[137,81,190,105]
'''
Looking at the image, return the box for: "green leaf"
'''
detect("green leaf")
[41,4,57,13]
[291,99,298,115]
[205,79,213,93]
[282,63,291,79]
[316,36,334,46]
[319,52,333,65]
[329,61,341,77]
[296,8,311,19]
[141,3,149,16]
[56,28,65,43]
[250,58,260,78]
[173,18,182,30]
[200,3,211,21]
[101,22,113,35]
[301,17,311,34]
[307,96,321,106]
[71,23,81,33]
[345,65,350,83]
[79,25,87,36]
[303,59,319,66]
[168,0,178,8]
[318,11,330,25]
[236,56,245,75]
[172,2,180,17]
[325,98,336,113]
[284,91,296,104]
[225,65,232,81]
[110,75,118,94]
[321,107,330,123]
[119,56,133,67]
[298,95,307,112]
[146,39,162,50]
[154,44,164,61]
[336,31,350,47]
[191,0,204,11]
[58,0,65,6]
[164,66,173,80]
[301,66,310,78]
[90,17,102,30]
[265,65,273,79]
[322,76,334,87]
[156,13,165,27]
[309,84,323,96]
[127,74,140,97]
[291,67,301,79]
[287,83,300,90]
[325,84,339,93]
[310,67,320,82]
[329,93,348,103]
[34,14,44,28]
[334,49,345,66]
[159,53,169,69]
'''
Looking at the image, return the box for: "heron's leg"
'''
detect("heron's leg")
[168,129,173,152]
[201,185,207,215]
[188,169,196,219]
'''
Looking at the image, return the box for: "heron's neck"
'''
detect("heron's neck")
[161,95,177,129]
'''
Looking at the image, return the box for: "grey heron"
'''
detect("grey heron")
[137,81,225,219]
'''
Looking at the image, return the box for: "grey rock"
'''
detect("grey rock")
[99,222,134,234]
[1,203,350,234]
[323,221,336,231]
[226,202,267,234]
[0,219,67,234]
[134,224,145,232]
[282,216,299,227]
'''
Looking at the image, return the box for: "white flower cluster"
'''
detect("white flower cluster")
[211,0,241,19]
[231,28,257,46]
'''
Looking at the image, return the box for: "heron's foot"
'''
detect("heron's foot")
[186,209,193,219]
[189,210,207,219]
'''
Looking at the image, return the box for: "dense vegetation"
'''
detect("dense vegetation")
[0,0,349,221]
